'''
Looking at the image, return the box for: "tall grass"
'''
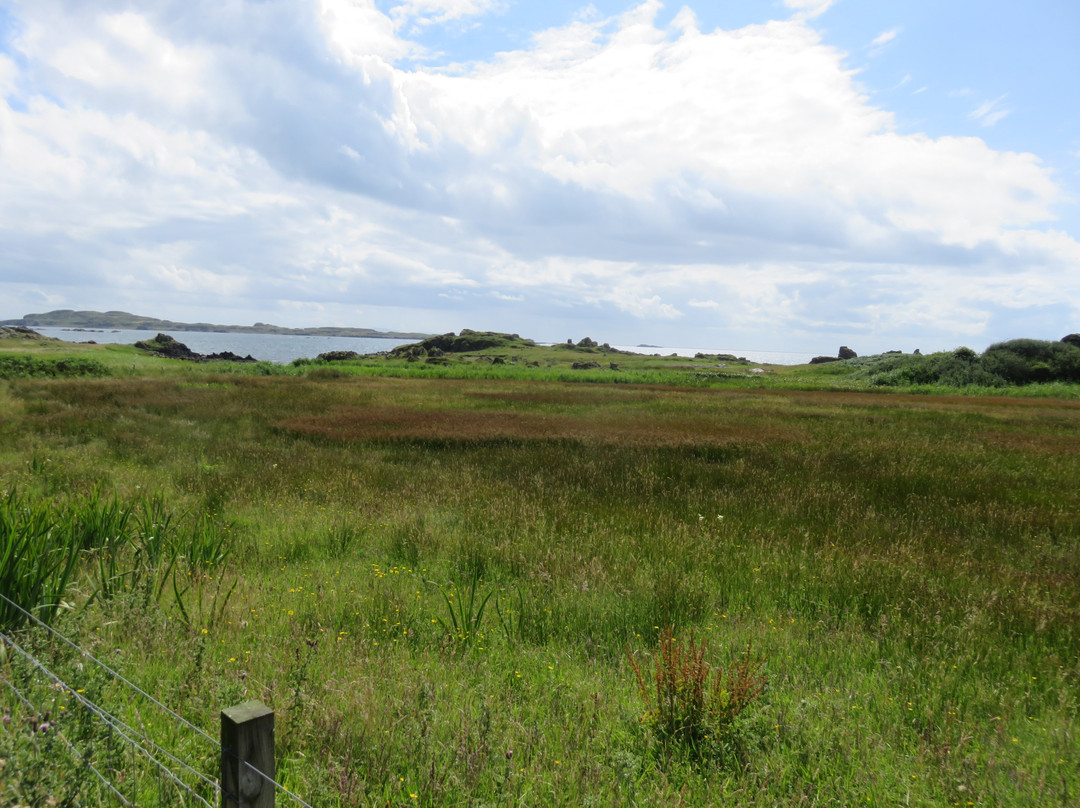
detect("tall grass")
[0,490,79,628]
[0,487,235,626]
[1,371,1078,805]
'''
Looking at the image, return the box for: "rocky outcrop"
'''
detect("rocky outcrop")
[390,330,535,358]
[811,346,857,364]
[134,333,198,358]
[134,333,256,363]
[206,351,257,363]
[0,326,55,341]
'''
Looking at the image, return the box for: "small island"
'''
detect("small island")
[0,309,432,340]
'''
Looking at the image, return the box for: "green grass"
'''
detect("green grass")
[0,354,110,379]
[0,336,1078,806]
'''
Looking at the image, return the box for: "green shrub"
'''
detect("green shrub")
[864,340,1080,388]
[0,355,109,379]
[982,339,1080,384]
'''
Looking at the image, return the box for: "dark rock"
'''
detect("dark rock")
[809,356,840,364]
[205,351,257,363]
[134,333,256,362]
[576,337,598,348]
[609,362,620,371]
[134,333,198,359]
[913,349,921,355]
[572,361,601,370]
[1061,334,1080,349]
[838,346,857,360]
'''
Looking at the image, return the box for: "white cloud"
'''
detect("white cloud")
[317,0,415,64]
[391,0,503,27]
[782,0,836,20]
[0,55,19,96]
[143,252,252,297]
[688,299,722,311]
[0,0,1076,351]
[970,95,1012,127]
[16,8,211,117]
[871,29,899,47]
[610,288,683,320]
[869,27,900,55]
[397,8,889,203]
[386,6,1057,256]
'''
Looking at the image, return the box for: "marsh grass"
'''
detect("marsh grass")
[0,490,79,629]
[1,484,235,628]
[1,363,1078,805]
[430,576,496,652]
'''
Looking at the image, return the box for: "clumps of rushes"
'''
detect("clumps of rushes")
[628,627,766,753]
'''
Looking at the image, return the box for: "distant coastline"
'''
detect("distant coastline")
[0,309,432,340]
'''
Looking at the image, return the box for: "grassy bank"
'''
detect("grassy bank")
[1,336,1078,805]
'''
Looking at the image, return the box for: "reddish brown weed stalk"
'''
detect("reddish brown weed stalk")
[628,627,766,747]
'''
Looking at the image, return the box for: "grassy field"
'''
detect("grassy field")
[1,334,1078,806]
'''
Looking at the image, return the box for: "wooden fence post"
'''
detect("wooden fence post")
[221,700,275,808]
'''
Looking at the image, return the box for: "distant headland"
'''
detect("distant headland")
[0,309,432,340]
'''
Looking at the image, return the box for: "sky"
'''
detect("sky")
[1,0,1078,354]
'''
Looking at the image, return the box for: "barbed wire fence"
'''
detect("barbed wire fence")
[0,592,314,807]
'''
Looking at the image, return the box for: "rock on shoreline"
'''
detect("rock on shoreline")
[133,333,257,363]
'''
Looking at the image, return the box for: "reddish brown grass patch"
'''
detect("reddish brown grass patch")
[275,405,803,447]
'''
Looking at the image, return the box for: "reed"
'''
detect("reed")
[0,490,79,628]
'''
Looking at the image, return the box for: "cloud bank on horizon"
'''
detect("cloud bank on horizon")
[1,0,1078,353]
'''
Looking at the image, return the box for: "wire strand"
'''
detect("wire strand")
[0,591,220,748]
[1,630,219,808]
[239,758,318,808]
[2,675,135,807]
[3,594,314,807]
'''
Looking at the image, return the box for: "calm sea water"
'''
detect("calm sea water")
[609,345,816,365]
[33,327,817,366]
[32,327,415,364]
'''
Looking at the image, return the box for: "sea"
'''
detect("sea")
[608,345,816,365]
[30,327,415,364]
[30,327,817,366]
